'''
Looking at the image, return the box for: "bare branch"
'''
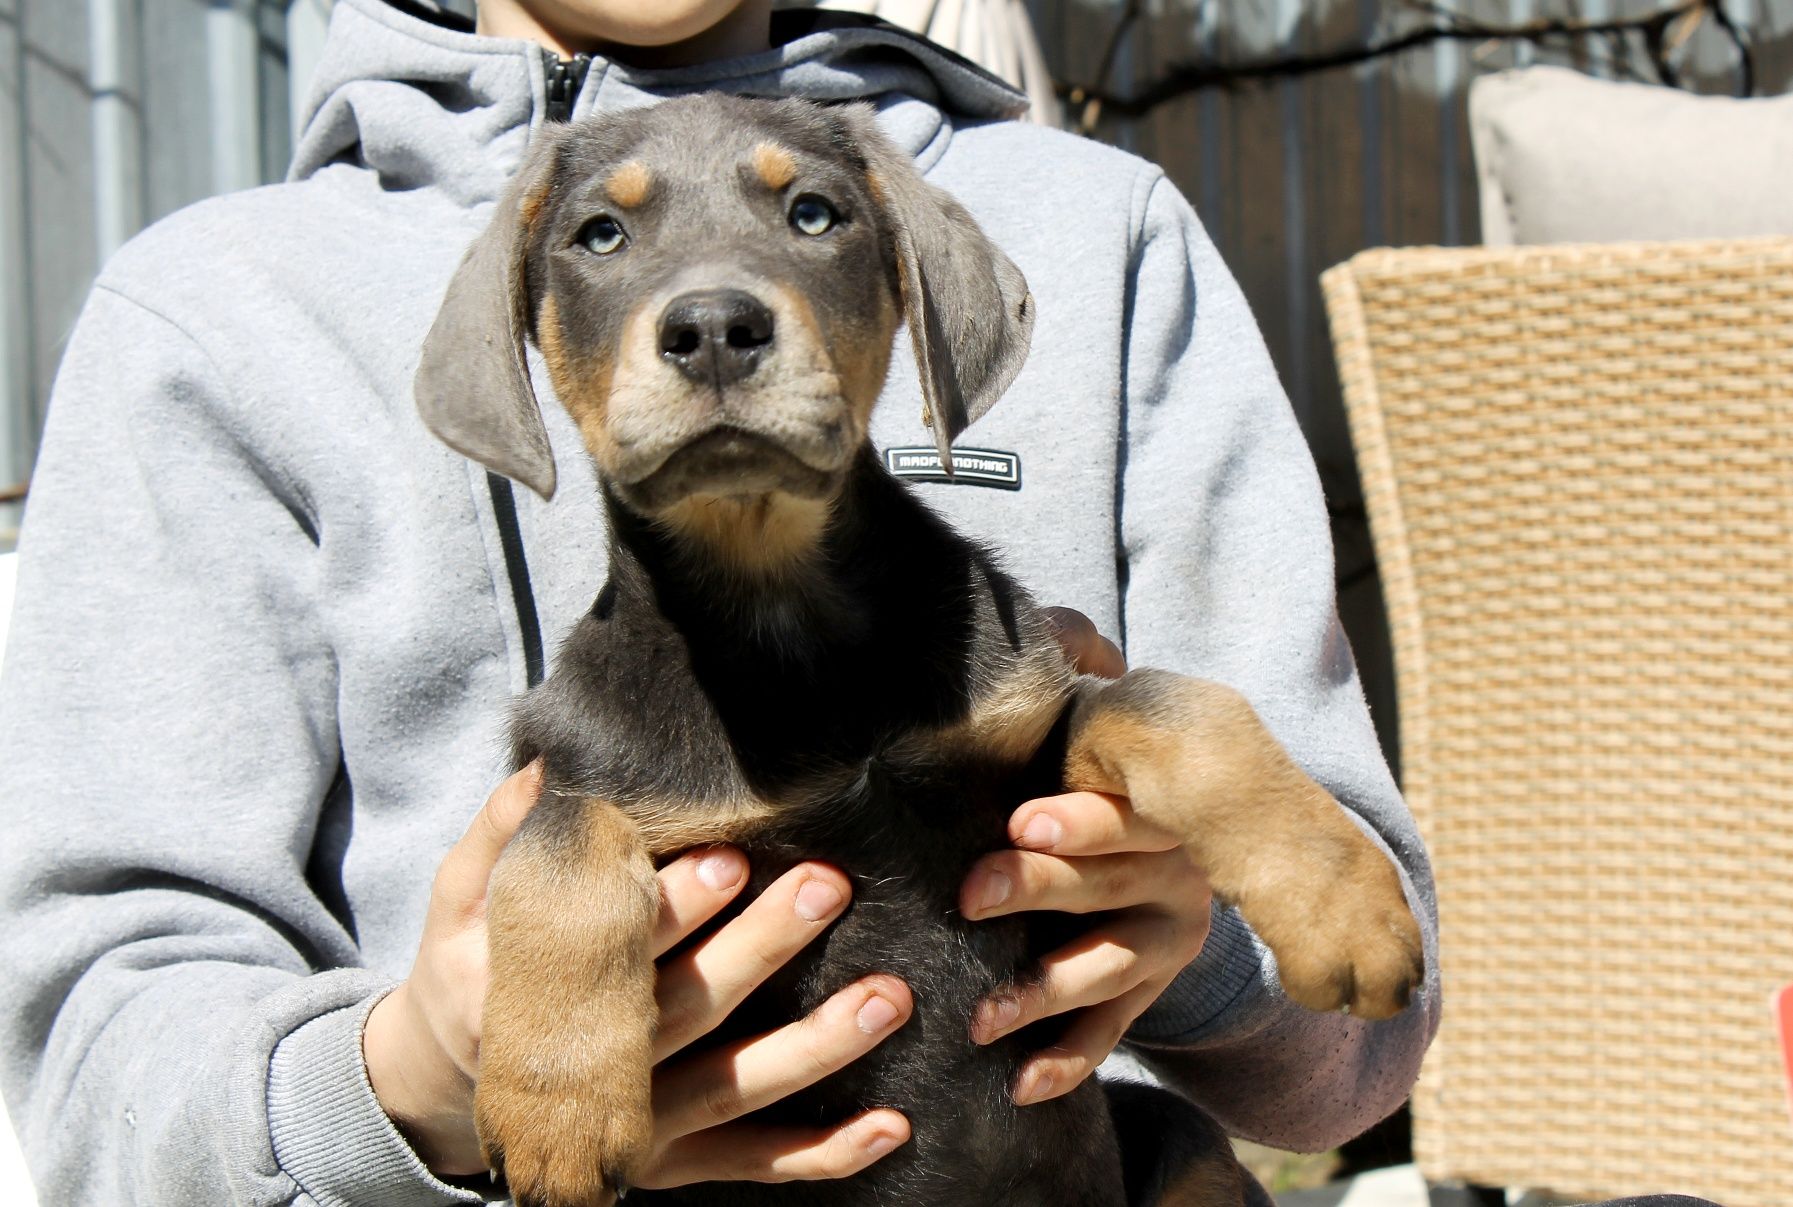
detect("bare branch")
[1076,0,1147,132]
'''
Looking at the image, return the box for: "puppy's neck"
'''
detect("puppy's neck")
[599,448,1003,780]
[651,491,835,585]
[602,448,956,664]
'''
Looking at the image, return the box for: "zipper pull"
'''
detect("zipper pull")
[543,52,593,124]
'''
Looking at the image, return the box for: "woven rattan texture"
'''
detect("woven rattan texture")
[1322,239,1793,1206]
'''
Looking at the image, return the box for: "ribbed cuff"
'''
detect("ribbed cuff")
[267,991,487,1207]
[1127,902,1270,1044]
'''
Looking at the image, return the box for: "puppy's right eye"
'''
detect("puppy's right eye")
[577,216,627,255]
[789,195,837,237]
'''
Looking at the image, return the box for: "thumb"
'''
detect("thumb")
[1042,606,1126,680]
[434,760,545,911]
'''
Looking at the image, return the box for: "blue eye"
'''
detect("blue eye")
[789,195,837,236]
[578,215,626,254]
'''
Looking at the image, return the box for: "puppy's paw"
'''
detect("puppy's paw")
[477,1057,653,1207]
[475,955,658,1207]
[1244,826,1424,1021]
[477,798,662,1204]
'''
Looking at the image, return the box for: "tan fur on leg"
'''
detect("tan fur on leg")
[1065,669,1424,1019]
[478,798,658,1207]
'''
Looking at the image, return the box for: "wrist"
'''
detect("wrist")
[364,983,484,1175]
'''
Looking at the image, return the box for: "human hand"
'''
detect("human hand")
[959,793,1212,1104]
[364,764,914,1184]
[953,609,1214,1107]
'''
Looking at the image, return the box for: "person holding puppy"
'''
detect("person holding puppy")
[0,1,1439,1203]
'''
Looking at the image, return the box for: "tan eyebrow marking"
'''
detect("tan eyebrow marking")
[752,142,798,192]
[604,161,653,209]
[519,176,553,232]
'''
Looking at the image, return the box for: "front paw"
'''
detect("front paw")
[1245,829,1424,1021]
[476,1052,653,1207]
[475,964,658,1207]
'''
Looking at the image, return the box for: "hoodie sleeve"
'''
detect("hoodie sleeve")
[1111,174,1442,1152]
[0,286,484,1206]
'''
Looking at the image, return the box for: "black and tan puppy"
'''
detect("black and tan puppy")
[415,94,1422,1207]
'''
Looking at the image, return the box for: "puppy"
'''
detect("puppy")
[415,93,1423,1207]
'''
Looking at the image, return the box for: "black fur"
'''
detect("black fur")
[410,93,1266,1206]
[511,451,1128,1205]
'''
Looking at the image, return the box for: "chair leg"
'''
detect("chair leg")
[1427,1185,1505,1207]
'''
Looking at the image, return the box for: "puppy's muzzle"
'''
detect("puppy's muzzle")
[659,289,776,388]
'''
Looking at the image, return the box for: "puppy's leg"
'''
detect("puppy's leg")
[478,794,657,1207]
[1064,670,1422,1019]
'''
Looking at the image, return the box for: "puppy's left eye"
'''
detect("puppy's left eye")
[789,195,837,237]
[577,215,627,255]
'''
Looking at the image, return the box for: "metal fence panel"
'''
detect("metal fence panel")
[19,0,97,491]
[143,3,215,222]
[0,0,31,538]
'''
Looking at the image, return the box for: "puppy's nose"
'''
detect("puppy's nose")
[658,290,775,386]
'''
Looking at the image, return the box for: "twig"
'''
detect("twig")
[1070,0,1147,132]
[1060,0,1756,120]
[1705,1,1755,95]
[1092,0,1146,99]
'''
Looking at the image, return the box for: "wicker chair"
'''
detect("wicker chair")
[1321,238,1793,1207]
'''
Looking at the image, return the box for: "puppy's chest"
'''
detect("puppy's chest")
[527,587,1076,860]
[620,685,1073,864]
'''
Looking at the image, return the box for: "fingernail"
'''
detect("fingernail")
[1020,813,1063,850]
[696,850,745,892]
[1013,1069,1055,1105]
[973,870,1012,915]
[863,1129,902,1159]
[856,994,900,1034]
[977,994,1021,1040]
[795,877,844,921]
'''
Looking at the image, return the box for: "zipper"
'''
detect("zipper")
[487,471,546,690]
[543,53,593,124]
[485,53,593,691]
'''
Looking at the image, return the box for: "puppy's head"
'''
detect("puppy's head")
[416,95,1032,566]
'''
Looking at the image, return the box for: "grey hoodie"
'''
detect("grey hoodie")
[0,2,1440,1204]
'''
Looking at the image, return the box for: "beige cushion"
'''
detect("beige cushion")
[1470,65,1793,245]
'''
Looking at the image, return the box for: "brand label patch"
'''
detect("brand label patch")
[883,447,1021,490]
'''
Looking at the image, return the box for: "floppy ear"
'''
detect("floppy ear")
[845,110,1034,469]
[415,126,566,500]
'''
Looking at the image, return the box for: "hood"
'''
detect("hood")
[290,0,1028,208]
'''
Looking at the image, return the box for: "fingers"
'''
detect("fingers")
[961,847,1207,921]
[1042,607,1126,679]
[655,974,913,1140]
[1007,790,1180,858]
[655,863,852,1060]
[1007,982,1163,1106]
[969,911,1207,1046]
[643,1109,910,1188]
[433,761,544,917]
[652,847,750,957]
